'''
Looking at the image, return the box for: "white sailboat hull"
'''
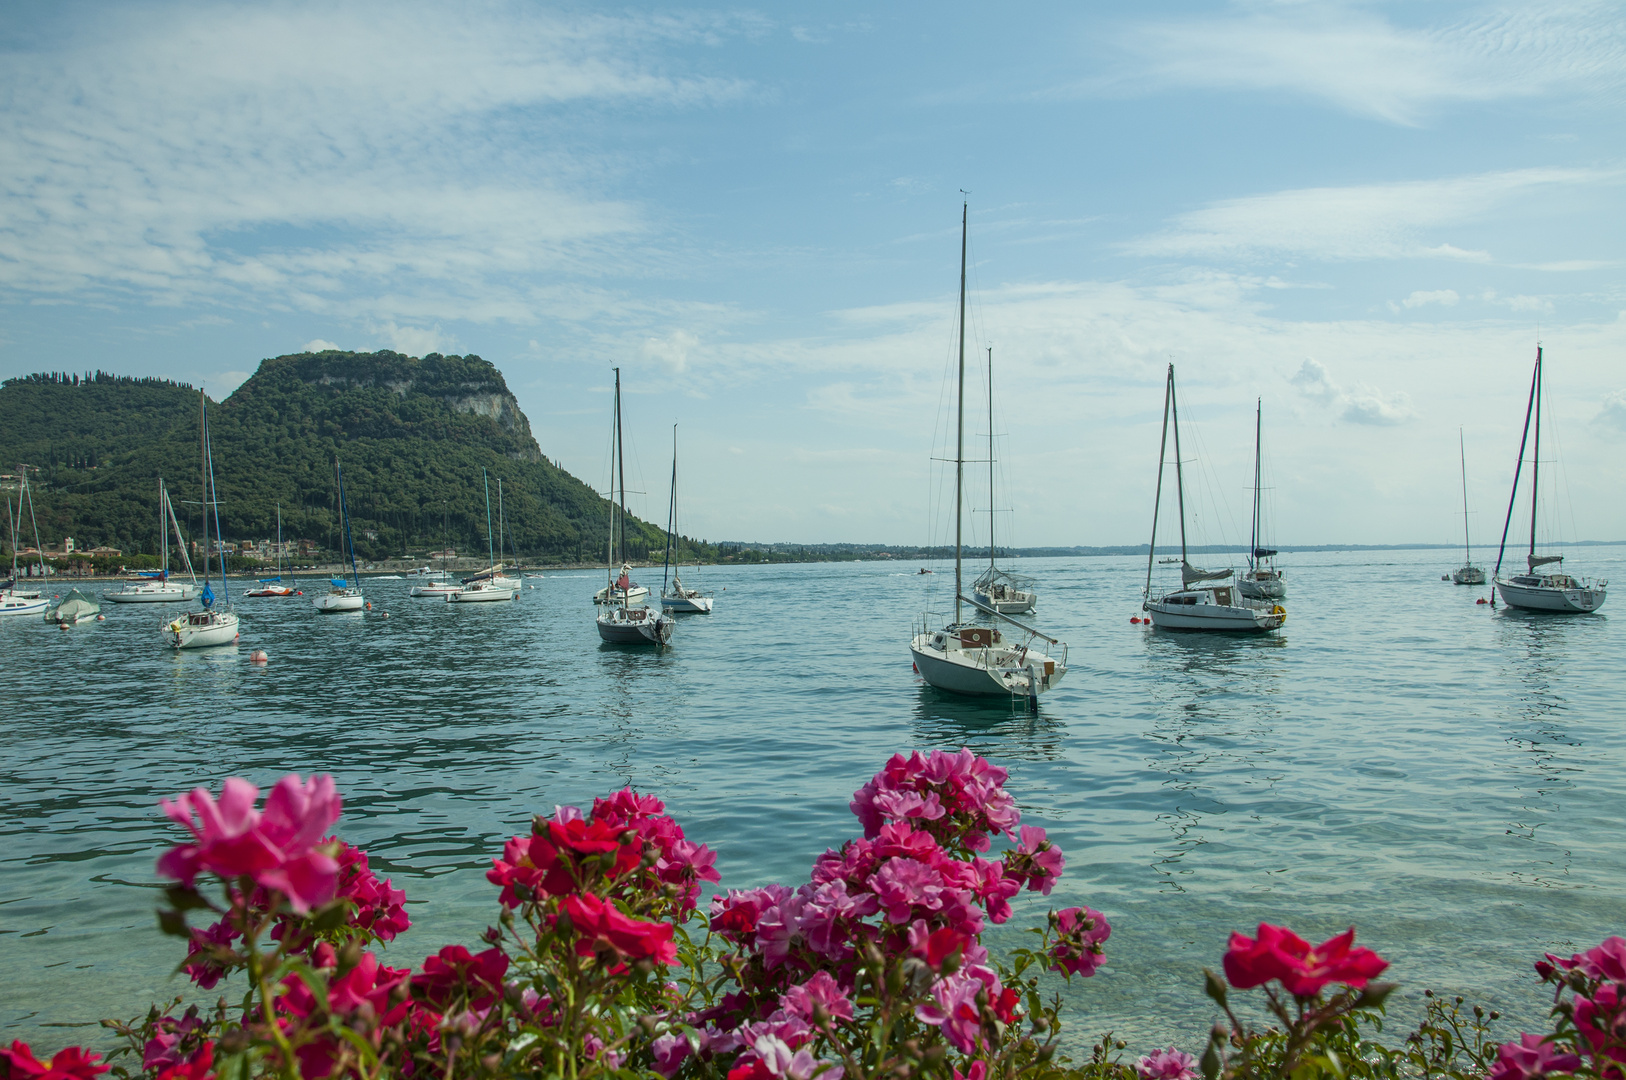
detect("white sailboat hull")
[1451,567,1486,586]
[1237,573,1287,600]
[167,610,240,648]
[594,584,649,604]
[909,630,1063,700]
[0,592,50,617]
[105,582,199,603]
[1495,577,1606,613]
[971,588,1034,614]
[410,583,461,597]
[313,591,365,613]
[661,591,713,613]
[447,584,516,603]
[596,605,672,645]
[1147,593,1284,632]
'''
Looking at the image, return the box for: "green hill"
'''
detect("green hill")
[0,352,696,565]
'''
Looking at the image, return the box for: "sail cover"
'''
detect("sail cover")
[200,582,215,608]
[330,577,349,588]
[47,589,99,623]
[1253,547,1277,558]
[1528,554,1563,571]
[1182,561,1234,586]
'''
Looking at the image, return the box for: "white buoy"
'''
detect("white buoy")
[249,649,269,664]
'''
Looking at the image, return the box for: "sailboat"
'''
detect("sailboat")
[312,458,365,613]
[449,469,518,603]
[1491,347,1607,613]
[909,203,1066,705]
[1141,365,1285,632]
[1,469,50,617]
[166,392,241,648]
[412,502,461,597]
[970,347,1037,615]
[1449,429,1485,585]
[596,368,672,645]
[105,479,202,604]
[660,425,713,614]
[1237,399,1287,601]
[245,505,298,597]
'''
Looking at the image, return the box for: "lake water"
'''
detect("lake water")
[4,548,1624,1056]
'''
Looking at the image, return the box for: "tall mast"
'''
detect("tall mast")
[1251,399,1262,567]
[205,406,227,602]
[663,425,677,593]
[1492,347,1540,586]
[159,478,167,578]
[987,346,996,571]
[953,201,967,625]
[199,391,210,596]
[615,367,627,574]
[482,468,494,570]
[497,477,505,570]
[1144,365,1173,600]
[1170,366,1188,565]
[1459,429,1471,565]
[1529,347,1542,562]
[276,504,283,579]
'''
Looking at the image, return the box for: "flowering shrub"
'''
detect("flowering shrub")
[2,750,1618,1080]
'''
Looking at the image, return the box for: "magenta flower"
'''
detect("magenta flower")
[1048,906,1110,977]
[1489,1033,1584,1080]
[868,857,947,924]
[1544,936,1626,983]
[1137,1047,1199,1080]
[1574,981,1626,1072]
[779,971,855,1023]
[1005,825,1065,895]
[157,774,342,913]
[1223,924,1389,997]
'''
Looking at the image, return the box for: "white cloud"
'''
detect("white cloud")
[302,339,340,353]
[1107,4,1626,125]
[1401,289,1460,309]
[1288,357,1414,425]
[1598,389,1626,433]
[1124,167,1611,263]
[1290,358,1340,404]
[0,3,750,317]
[369,323,453,357]
[640,330,701,373]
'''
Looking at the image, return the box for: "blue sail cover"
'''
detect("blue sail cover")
[200,582,215,608]
[330,577,348,588]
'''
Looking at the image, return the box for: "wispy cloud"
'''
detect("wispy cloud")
[1289,358,1415,426]
[0,3,752,316]
[1105,3,1626,125]
[1124,167,1615,264]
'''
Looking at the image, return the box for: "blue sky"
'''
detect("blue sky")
[2,1,1623,547]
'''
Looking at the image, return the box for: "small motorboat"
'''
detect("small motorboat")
[45,589,100,626]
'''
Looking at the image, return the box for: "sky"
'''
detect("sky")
[2,1,1623,548]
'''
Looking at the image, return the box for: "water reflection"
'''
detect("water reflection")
[909,685,1068,761]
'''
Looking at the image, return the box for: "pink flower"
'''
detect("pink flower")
[2,1041,110,1080]
[711,886,793,948]
[1137,1047,1199,1080]
[969,859,1020,924]
[953,1065,987,1080]
[180,919,239,989]
[1574,981,1626,1072]
[1489,1034,1584,1080]
[652,1031,707,1077]
[153,1042,214,1080]
[915,970,989,1053]
[1048,906,1110,978]
[275,953,410,1077]
[1545,937,1626,983]
[333,842,410,941]
[779,971,855,1023]
[796,881,879,959]
[868,857,947,924]
[1005,825,1065,895]
[157,775,341,914]
[142,1014,209,1071]
[1223,924,1388,997]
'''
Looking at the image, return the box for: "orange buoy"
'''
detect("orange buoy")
[1130,616,1140,623]
[365,601,372,610]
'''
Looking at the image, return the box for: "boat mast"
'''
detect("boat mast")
[987,346,997,573]
[1144,365,1173,601]
[1529,347,1542,564]
[199,392,210,602]
[482,468,494,571]
[1170,366,1188,566]
[205,405,227,603]
[615,367,628,608]
[497,477,505,571]
[953,201,967,626]
[1458,429,1471,566]
[336,458,359,588]
[276,504,283,580]
[1251,399,1262,570]
[159,478,168,579]
[663,425,677,593]
[1492,347,1540,586]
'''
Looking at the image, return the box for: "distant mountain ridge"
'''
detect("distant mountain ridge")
[0,350,686,564]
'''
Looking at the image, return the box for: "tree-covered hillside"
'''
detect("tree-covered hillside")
[0,352,699,564]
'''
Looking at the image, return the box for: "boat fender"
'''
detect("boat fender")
[1271,605,1285,615]
[912,662,918,673]
[60,622,69,630]
[96,614,105,621]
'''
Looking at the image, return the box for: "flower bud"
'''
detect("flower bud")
[481,1054,502,1072]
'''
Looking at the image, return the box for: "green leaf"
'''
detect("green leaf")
[163,886,213,912]
[156,909,190,938]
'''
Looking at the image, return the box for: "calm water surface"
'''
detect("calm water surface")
[3,549,1624,1053]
